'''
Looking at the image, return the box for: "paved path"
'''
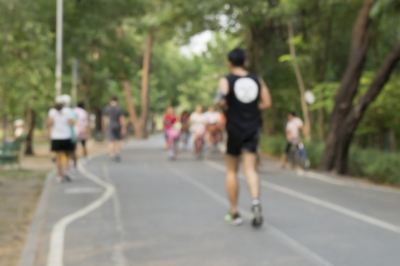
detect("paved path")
[30,137,400,266]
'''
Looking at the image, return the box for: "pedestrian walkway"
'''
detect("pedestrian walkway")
[24,137,400,266]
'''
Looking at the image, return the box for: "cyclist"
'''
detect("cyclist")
[180,110,190,149]
[163,106,177,149]
[217,48,272,227]
[280,111,306,168]
[204,105,222,149]
[190,105,206,156]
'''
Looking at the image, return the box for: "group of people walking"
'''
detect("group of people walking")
[47,95,126,182]
[163,105,226,158]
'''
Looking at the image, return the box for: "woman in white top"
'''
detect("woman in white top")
[48,100,75,182]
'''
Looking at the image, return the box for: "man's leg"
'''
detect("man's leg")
[108,141,115,157]
[242,152,260,200]
[115,140,121,156]
[71,144,77,167]
[280,153,288,167]
[241,129,263,228]
[225,155,239,215]
[280,143,291,167]
[65,151,71,172]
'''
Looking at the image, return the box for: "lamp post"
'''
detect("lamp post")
[55,0,63,96]
[71,59,78,107]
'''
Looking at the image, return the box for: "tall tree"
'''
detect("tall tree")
[320,0,400,174]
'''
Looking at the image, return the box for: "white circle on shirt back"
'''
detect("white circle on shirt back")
[233,78,259,103]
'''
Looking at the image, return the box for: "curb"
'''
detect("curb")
[18,169,55,266]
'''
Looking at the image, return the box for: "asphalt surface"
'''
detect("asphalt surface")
[31,137,400,266]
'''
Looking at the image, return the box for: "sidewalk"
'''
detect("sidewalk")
[0,139,109,266]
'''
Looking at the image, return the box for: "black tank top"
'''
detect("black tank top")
[225,73,262,131]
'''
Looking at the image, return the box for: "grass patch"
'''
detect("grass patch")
[0,169,47,266]
[260,134,400,186]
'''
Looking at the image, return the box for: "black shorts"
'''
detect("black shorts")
[226,129,260,156]
[80,140,86,147]
[51,139,74,152]
[284,142,293,154]
[108,127,122,141]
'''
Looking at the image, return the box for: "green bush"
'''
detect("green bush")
[304,141,325,169]
[259,135,286,156]
[348,148,400,185]
[260,134,400,185]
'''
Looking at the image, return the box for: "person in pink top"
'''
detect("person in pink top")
[74,102,91,162]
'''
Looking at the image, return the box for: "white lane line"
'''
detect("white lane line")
[205,160,400,234]
[47,162,115,266]
[64,187,103,194]
[102,164,127,266]
[166,165,333,266]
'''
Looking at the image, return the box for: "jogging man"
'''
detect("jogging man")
[217,48,272,227]
[103,96,126,162]
[280,111,306,167]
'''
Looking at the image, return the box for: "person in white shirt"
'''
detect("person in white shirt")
[190,105,207,154]
[280,111,306,167]
[48,97,75,182]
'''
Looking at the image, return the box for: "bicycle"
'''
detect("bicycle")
[288,141,310,170]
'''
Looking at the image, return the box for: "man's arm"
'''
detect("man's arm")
[102,115,108,134]
[285,129,291,142]
[119,115,127,136]
[258,77,272,110]
[217,77,229,111]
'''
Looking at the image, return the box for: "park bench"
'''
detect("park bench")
[0,138,24,169]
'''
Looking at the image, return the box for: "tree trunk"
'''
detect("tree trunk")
[321,42,400,173]
[320,0,375,172]
[287,20,311,139]
[123,79,141,136]
[138,33,154,139]
[24,108,35,155]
